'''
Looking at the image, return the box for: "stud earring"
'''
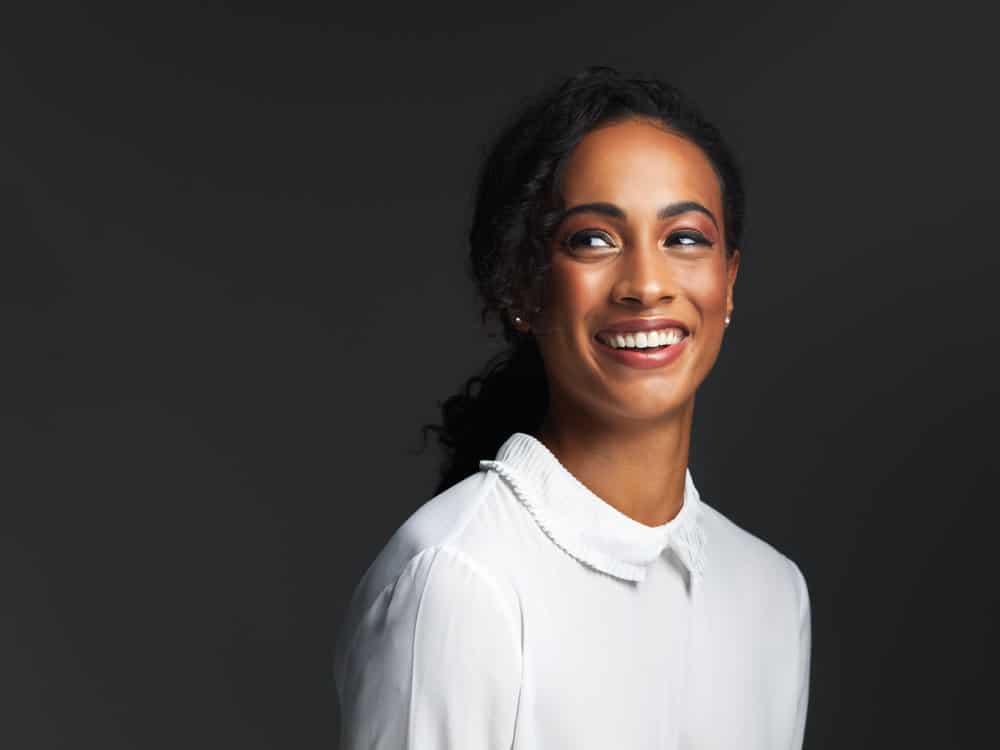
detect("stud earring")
[513,316,523,326]
[725,315,731,327]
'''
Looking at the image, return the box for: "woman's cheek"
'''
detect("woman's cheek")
[681,264,729,315]
[552,260,606,321]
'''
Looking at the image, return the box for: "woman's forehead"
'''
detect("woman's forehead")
[558,119,723,213]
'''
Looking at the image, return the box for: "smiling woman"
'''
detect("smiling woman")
[333,67,810,749]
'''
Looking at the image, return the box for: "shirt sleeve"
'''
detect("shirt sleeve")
[336,545,523,749]
[789,559,812,750]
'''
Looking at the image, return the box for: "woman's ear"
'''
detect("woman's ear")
[726,249,740,318]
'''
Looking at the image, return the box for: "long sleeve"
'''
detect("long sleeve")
[336,545,523,749]
[789,560,812,750]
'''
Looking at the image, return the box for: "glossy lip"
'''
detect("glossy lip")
[595,317,690,336]
[593,329,690,370]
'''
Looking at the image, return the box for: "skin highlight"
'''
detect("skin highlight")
[514,117,740,527]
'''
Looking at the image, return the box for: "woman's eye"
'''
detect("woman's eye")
[566,230,615,249]
[668,230,711,248]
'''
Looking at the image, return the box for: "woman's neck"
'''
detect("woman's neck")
[535,399,694,528]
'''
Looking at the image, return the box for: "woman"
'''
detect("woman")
[334,66,811,749]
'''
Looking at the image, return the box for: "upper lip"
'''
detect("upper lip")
[596,317,691,336]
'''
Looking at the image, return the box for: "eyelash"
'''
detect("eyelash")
[564,229,711,250]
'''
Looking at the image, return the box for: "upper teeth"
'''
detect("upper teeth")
[601,328,686,349]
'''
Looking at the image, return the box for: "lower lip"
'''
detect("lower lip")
[594,334,690,369]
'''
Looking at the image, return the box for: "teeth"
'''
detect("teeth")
[601,327,686,349]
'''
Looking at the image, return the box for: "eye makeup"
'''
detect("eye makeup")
[561,227,714,253]
[564,229,617,250]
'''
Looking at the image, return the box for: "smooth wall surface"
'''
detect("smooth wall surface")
[4,2,997,747]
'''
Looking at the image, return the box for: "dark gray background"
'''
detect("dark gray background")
[4,1,997,747]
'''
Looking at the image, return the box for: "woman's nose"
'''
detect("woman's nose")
[611,240,676,306]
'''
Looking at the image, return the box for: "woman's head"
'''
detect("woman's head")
[469,66,744,342]
[469,66,742,431]
[426,66,745,491]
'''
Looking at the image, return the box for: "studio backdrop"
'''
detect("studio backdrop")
[3,1,997,748]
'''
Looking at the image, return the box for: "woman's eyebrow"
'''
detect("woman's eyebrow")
[557,200,718,228]
[658,201,718,229]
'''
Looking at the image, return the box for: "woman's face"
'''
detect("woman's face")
[524,117,740,428]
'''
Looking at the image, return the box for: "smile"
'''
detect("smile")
[596,327,687,350]
[592,328,690,370]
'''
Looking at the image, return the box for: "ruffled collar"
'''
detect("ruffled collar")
[479,432,706,587]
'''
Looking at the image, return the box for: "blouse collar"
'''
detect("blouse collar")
[479,432,707,587]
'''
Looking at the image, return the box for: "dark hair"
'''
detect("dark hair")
[421,65,746,494]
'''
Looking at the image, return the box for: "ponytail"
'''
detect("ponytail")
[422,336,548,495]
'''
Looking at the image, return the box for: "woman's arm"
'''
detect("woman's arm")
[336,545,523,749]
[789,560,812,750]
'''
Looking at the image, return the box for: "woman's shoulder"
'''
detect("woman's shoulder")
[348,469,504,605]
[697,498,809,614]
[333,470,519,683]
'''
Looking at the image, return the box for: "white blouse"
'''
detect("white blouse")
[334,432,811,749]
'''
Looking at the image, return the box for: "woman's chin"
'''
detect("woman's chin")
[594,394,694,425]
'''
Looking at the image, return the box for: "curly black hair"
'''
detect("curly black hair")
[421,65,746,495]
